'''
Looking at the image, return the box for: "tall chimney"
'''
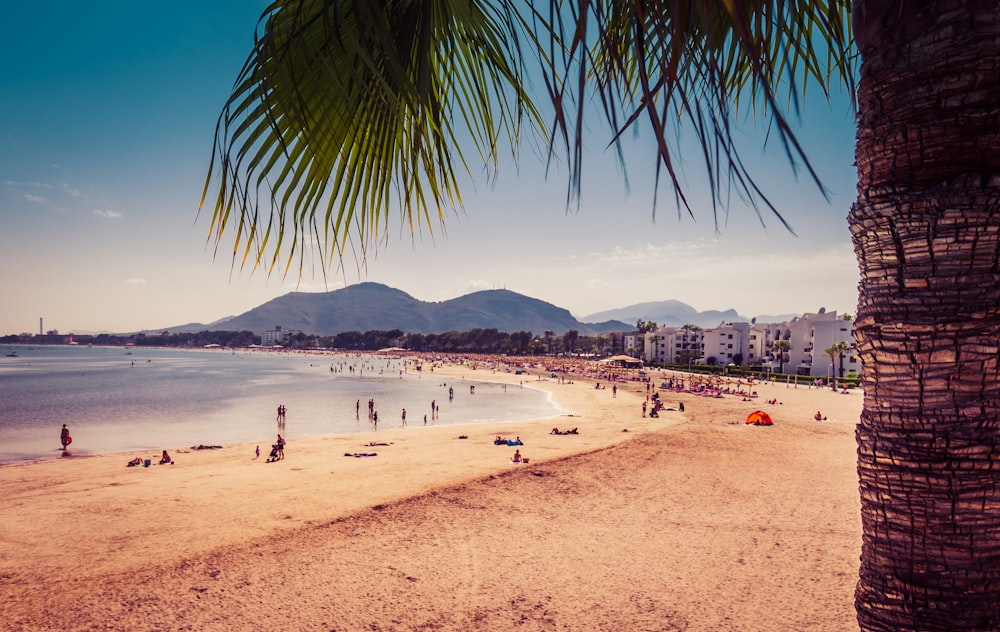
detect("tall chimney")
[39,317,43,335]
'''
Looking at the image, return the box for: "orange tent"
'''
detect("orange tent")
[746,410,773,426]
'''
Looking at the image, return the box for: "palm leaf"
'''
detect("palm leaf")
[202,0,539,276]
[202,0,854,274]
[526,0,855,228]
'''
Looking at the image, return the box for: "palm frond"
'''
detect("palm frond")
[202,0,855,276]
[201,0,539,276]
[525,0,856,229]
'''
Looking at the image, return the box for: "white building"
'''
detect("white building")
[760,310,857,377]
[261,325,291,347]
[702,321,750,366]
[643,326,704,364]
[634,309,856,378]
[623,333,645,357]
[748,322,771,364]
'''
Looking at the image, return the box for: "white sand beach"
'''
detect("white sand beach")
[0,358,862,631]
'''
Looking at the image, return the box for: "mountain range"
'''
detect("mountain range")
[583,300,742,330]
[156,282,798,337]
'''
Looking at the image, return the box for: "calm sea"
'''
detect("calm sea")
[0,345,560,463]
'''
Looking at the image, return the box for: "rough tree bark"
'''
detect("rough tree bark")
[851,0,1000,629]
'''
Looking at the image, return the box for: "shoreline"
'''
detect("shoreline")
[0,350,567,465]
[2,358,863,630]
[3,378,569,468]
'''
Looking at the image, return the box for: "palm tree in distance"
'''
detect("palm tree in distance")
[824,343,841,390]
[771,340,790,375]
[203,2,1000,629]
[833,340,851,380]
[647,333,661,363]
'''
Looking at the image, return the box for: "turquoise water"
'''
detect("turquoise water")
[0,345,560,463]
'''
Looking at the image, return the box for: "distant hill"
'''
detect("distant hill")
[190,283,628,336]
[750,312,803,325]
[145,316,237,335]
[583,299,746,329]
[137,287,811,338]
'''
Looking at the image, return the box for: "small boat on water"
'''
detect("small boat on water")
[6,351,18,357]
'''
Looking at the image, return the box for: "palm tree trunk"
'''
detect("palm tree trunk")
[851,1,1000,629]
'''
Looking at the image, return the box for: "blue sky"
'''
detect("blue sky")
[0,3,859,335]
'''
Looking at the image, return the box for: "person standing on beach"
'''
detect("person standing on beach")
[401,408,407,427]
[60,424,70,450]
[276,434,285,459]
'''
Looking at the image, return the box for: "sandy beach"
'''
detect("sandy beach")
[1,359,862,631]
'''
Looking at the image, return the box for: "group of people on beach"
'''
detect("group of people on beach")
[124,450,173,467]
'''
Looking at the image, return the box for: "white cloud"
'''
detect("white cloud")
[463,280,494,293]
[62,183,82,198]
[125,278,147,286]
[94,209,123,219]
[4,180,53,189]
[23,194,46,204]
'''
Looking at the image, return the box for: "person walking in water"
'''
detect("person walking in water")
[60,424,70,450]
